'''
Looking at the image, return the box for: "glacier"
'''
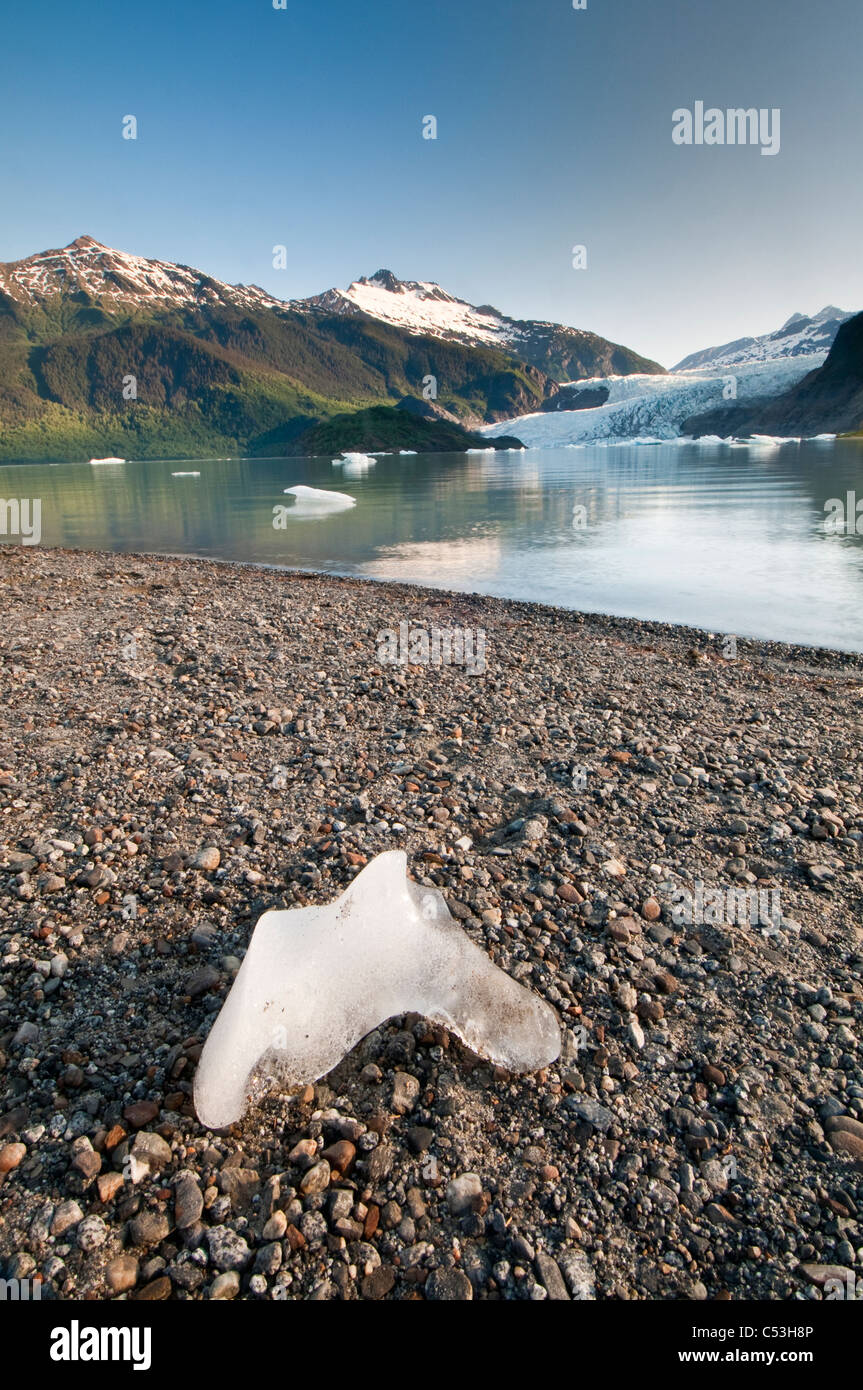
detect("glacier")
[481,355,826,448]
[193,850,561,1129]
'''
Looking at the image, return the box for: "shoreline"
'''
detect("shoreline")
[6,543,863,667]
[1,545,861,1302]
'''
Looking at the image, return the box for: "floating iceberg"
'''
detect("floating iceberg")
[748,435,790,449]
[194,850,561,1129]
[282,484,356,514]
[332,452,376,478]
[332,452,375,467]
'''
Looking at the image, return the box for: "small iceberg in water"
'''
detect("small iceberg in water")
[282,484,356,515]
[332,452,376,477]
[748,435,797,449]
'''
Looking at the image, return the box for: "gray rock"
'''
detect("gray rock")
[445,1173,483,1215]
[560,1250,596,1300]
[130,1211,171,1247]
[205,1225,252,1272]
[425,1267,474,1300]
[174,1173,204,1229]
[568,1097,616,1133]
[535,1251,570,1300]
[77,1214,108,1253]
[299,1211,328,1246]
[184,965,220,997]
[511,1234,536,1262]
[328,1189,354,1223]
[50,1200,83,1237]
[209,1271,240,1300]
[391,1071,420,1115]
[254,1241,283,1275]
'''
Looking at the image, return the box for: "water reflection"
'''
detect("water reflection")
[0,440,861,651]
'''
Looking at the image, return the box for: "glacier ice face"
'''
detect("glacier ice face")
[193,850,561,1129]
[481,356,827,448]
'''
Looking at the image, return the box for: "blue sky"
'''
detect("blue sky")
[2,0,861,366]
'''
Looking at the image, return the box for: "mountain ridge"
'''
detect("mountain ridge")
[295,267,666,380]
[0,237,666,380]
[673,305,855,372]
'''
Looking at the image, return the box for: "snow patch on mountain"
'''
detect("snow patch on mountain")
[297,269,520,348]
[481,356,824,448]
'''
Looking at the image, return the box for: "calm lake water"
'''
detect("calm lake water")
[1,440,862,651]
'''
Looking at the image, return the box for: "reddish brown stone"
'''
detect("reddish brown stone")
[829,1130,863,1162]
[361,1265,396,1300]
[134,1276,171,1301]
[0,1142,25,1174]
[321,1140,356,1176]
[124,1101,159,1129]
[638,999,665,1023]
[285,1224,306,1252]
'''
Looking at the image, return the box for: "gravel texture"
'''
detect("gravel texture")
[0,546,862,1302]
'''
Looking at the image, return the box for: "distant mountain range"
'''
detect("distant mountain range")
[673,305,854,372]
[0,237,662,461]
[0,236,858,459]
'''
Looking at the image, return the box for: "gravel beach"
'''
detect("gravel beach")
[0,545,862,1302]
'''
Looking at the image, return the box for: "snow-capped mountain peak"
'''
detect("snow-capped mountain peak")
[0,235,287,315]
[296,268,519,349]
[293,267,665,378]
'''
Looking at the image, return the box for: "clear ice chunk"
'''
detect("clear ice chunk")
[194,850,561,1129]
